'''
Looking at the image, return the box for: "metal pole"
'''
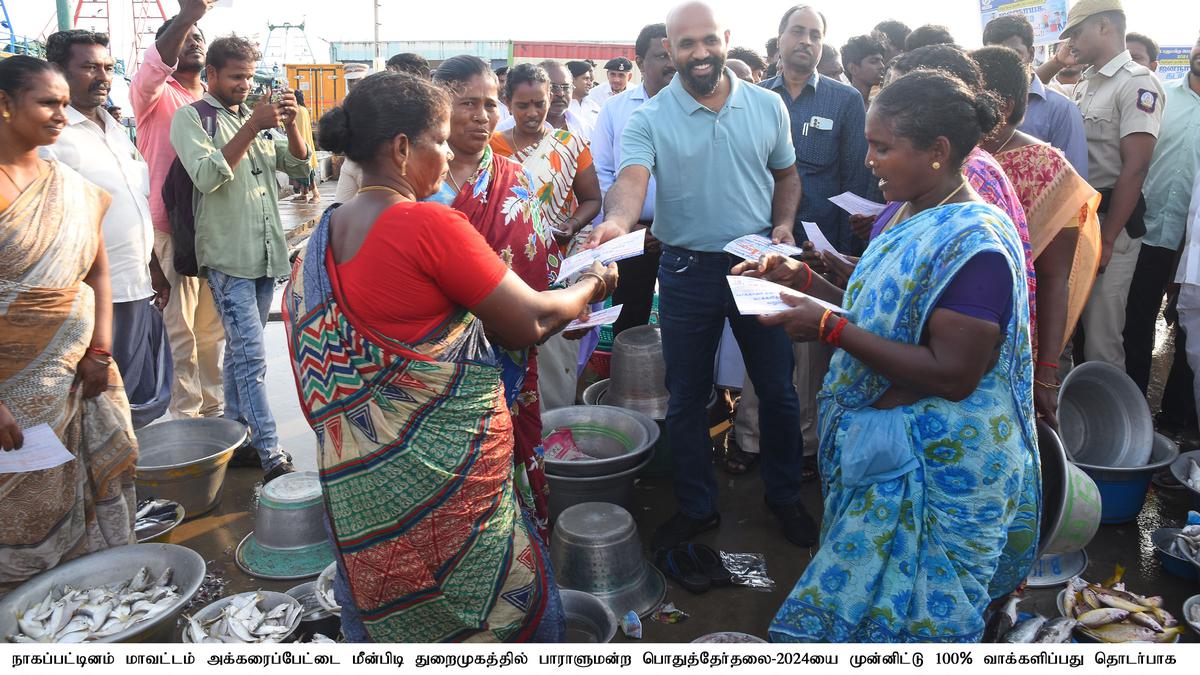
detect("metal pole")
[56,0,73,31]
[373,0,380,71]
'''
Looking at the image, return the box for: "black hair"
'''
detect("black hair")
[778,5,827,36]
[155,15,205,41]
[386,52,430,77]
[0,55,58,98]
[565,60,591,78]
[432,55,495,90]
[873,20,910,51]
[971,46,1030,126]
[45,29,109,68]
[635,23,668,60]
[982,15,1034,53]
[765,37,779,57]
[1126,32,1159,62]
[819,43,839,64]
[318,72,449,165]
[293,89,306,107]
[728,47,767,72]
[905,25,955,52]
[205,35,260,70]
[503,62,549,101]
[891,44,982,89]
[873,69,1001,168]
[494,66,509,77]
[842,34,887,68]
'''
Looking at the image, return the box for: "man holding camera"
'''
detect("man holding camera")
[170,35,312,483]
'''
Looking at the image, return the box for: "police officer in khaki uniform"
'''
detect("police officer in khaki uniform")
[1039,0,1164,369]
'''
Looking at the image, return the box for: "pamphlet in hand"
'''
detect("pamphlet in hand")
[799,221,852,265]
[726,275,847,316]
[0,424,75,475]
[723,234,804,260]
[829,191,887,216]
[557,230,647,280]
[565,304,624,331]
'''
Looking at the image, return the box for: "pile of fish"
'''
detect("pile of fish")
[1168,524,1200,562]
[184,592,301,643]
[1184,458,1200,491]
[7,567,179,643]
[983,596,1076,643]
[1061,570,1184,643]
[314,565,339,614]
[134,499,180,538]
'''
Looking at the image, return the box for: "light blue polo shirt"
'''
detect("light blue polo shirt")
[619,68,796,252]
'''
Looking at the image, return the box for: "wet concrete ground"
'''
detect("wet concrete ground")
[149,181,1200,643]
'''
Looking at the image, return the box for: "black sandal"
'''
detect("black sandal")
[801,456,819,483]
[687,543,732,587]
[723,448,760,475]
[656,546,711,594]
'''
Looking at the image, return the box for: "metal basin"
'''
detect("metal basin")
[285,581,341,639]
[1037,422,1101,555]
[1169,449,1200,511]
[135,418,249,518]
[235,471,335,580]
[1073,433,1179,524]
[0,544,206,643]
[550,502,665,618]
[1151,528,1199,581]
[546,454,653,522]
[559,589,617,643]
[542,405,657,478]
[1184,594,1200,638]
[181,591,301,643]
[1058,362,1153,468]
[606,325,669,417]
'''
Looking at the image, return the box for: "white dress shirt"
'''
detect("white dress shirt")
[569,96,602,125]
[591,83,656,223]
[495,107,594,142]
[1174,170,1200,286]
[41,107,154,302]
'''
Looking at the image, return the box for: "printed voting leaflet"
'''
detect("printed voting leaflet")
[829,191,886,217]
[723,234,803,260]
[727,275,846,316]
[557,230,646,280]
[0,424,75,474]
[565,305,624,331]
[799,221,851,265]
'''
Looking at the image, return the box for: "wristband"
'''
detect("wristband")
[799,263,814,293]
[86,346,113,358]
[824,317,849,347]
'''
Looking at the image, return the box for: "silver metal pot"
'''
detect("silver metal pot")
[235,471,335,580]
[1058,362,1154,468]
[558,589,617,643]
[181,591,301,643]
[546,453,653,522]
[542,405,657,478]
[0,543,206,643]
[550,502,666,618]
[134,418,249,518]
[606,325,669,417]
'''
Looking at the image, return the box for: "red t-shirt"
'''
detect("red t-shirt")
[332,202,508,343]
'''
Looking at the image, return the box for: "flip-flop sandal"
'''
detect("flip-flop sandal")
[801,456,820,483]
[656,546,711,594]
[723,448,760,475]
[687,543,732,587]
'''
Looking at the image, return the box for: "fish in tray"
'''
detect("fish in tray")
[7,567,178,643]
[1167,525,1200,561]
[1061,567,1185,643]
[1186,459,1200,491]
[185,592,301,644]
[134,499,179,534]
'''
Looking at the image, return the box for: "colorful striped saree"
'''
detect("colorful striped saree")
[283,212,556,642]
[770,202,1039,643]
[0,161,138,593]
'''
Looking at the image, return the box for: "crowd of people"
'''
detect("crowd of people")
[1,0,1198,644]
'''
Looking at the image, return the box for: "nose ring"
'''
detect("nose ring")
[868,160,876,167]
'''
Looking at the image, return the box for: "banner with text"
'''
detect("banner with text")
[979,0,1071,46]
[1157,46,1193,81]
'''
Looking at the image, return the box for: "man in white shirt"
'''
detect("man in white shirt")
[592,23,674,335]
[44,30,172,427]
[495,66,513,125]
[567,60,602,123]
[584,56,634,110]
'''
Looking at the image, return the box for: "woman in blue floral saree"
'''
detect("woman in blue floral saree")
[738,71,1039,643]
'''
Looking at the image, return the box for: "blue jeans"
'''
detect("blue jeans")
[206,270,286,470]
[657,244,803,518]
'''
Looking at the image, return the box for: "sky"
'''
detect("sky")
[9,0,1197,67]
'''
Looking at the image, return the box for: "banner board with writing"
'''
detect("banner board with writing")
[979,0,1071,47]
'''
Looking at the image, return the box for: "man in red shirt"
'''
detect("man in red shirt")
[131,0,226,425]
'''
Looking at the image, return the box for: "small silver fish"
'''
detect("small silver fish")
[1002,616,1046,643]
[1033,617,1076,643]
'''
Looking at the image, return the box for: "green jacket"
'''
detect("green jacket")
[169,93,310,278]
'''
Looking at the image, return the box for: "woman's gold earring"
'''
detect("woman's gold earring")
[400,162,407,177]
[1,111,9,121]
[931,161,942,170]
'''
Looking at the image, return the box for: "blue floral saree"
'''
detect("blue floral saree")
[769,202,1039,643]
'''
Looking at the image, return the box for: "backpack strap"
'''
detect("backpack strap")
[190,99,220,139]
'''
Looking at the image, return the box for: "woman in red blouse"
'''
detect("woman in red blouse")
[284,73,616,643]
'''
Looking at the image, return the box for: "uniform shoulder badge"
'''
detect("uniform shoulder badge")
[1136,88,1158,113]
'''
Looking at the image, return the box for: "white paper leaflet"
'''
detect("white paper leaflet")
[564,304,624,331]
[799,221,852,264]
[726,275,847,316]
[722,234,803,260]
[0,424,75,474]
[829,191,887,216]
[556,230,646,280]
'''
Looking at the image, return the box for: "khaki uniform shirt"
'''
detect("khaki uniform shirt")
[1072,50,1165,190]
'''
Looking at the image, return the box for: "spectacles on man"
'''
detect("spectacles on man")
[550,83,572,93]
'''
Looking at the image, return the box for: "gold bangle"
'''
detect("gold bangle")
[576,271,606,303]
[1034,379,1060,390]
[818,309,833,341]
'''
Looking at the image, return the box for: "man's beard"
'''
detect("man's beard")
[679,55,724,96]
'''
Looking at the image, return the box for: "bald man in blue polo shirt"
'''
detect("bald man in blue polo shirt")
[588,0,817,551]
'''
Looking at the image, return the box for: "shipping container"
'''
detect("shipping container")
[285,63,346,146]
[511,40,635,62]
